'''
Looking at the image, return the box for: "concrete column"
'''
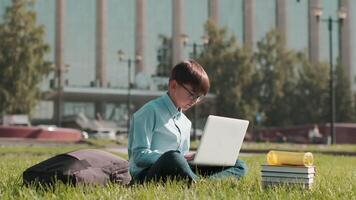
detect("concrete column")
[339,0,352,89]
[54,0,65,125]
[276,0,286,44]
[135,0,145,74]
[95,0,107,118]
[208,0,219,25]
[172,0,184,66]
[55,0,65,88]
[243,0,253,48]
[308,0,321,63]
[95,0,107,87]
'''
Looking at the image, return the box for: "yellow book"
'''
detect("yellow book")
[267,150,314,166]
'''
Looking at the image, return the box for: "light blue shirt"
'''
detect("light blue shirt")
[128,93,191,179]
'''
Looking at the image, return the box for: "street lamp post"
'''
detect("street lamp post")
[181,34,209,141]
[313,7,347,144]
[57,67,63,127]
[56,64,69,127]
[117,50,142,133]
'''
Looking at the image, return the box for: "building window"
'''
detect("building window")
[220,0,243,43]
[254,0,276,49]
[286,0,308,51]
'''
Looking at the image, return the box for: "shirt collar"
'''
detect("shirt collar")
[162,92,182,119]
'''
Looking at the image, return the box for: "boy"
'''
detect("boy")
[128,60,247,183]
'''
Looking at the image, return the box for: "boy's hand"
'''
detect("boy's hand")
[184,152,196,161]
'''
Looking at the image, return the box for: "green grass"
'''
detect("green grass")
[189,141,356,154]
[81,135,129,147]
[241,142,356,153]
[0,145,355,200]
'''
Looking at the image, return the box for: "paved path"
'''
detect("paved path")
[106,147,128,154]
[105,147,257,157]
[1,138,355,157]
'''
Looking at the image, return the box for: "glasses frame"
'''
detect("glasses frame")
[179,83,204,101]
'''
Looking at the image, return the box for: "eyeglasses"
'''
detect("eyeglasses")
[179,83,204,101]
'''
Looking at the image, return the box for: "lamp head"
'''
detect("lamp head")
[181,33,189,46]
[201,35,209,45]
[64,64,70,73]
[117,50,125,61]
[337,8,347,21]
[135,55,142,62]
[313,7,323,21]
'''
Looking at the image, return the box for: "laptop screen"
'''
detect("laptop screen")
[192,115,249,166]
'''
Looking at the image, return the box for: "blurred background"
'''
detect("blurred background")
[1,0,356,144]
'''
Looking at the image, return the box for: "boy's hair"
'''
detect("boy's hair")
[169,59,210,95]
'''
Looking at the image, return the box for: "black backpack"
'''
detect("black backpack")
[23,149,131,186]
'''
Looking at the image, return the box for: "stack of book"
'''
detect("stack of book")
[261,150,316,189]
[261,164,316,189]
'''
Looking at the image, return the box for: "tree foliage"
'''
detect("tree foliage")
[0,0,52,115]
[198,23,355,127]
[198,20,257,122]
[253,30,299,126]
[334,59,355,122]
[290,54,329,124]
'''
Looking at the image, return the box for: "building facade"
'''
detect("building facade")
[0,0,355,125]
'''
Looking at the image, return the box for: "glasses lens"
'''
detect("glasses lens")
[195,95,204,101]
[180,83,204,101]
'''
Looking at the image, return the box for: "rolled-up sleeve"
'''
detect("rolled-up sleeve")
[129,107,162,168]
[182,128,191,155]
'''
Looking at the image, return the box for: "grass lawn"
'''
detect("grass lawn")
[0,144,355,200]
[189,141,356,154]
[240,142,356,153]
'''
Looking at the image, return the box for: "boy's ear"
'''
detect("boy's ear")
[169,80,177,90]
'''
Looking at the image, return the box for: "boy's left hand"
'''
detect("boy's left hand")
[184,152,196,161]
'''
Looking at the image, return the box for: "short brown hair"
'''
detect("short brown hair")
[169,59,210,95]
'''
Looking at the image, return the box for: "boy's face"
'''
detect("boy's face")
[169,80,203,111]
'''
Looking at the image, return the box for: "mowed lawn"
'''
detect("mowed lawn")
[0,145,355,200]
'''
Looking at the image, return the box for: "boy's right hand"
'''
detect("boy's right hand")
[184,152,196,161]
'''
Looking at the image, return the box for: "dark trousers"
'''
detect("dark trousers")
[135,150,248,183]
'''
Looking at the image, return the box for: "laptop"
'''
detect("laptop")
[189,115,249,166]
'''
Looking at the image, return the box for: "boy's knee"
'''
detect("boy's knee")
[160,150,185,164]
[235,159,248,176]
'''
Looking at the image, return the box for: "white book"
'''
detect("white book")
[261,165,316,174]
[261,171,315,179]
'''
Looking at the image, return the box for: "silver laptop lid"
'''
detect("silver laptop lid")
[192,115,249,166]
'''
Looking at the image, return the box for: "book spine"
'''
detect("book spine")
[261,166,315,174]
[261,174,314,179]
[261,172,314,178]
[262,177,313,184]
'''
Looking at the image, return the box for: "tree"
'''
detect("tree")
[292,54,329,124]
[198,20,257,122]
[0,0,52,116]
[253,30,299,126]
[195,23,355,127]
[334,60,355,122]
[291,57,355,125]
